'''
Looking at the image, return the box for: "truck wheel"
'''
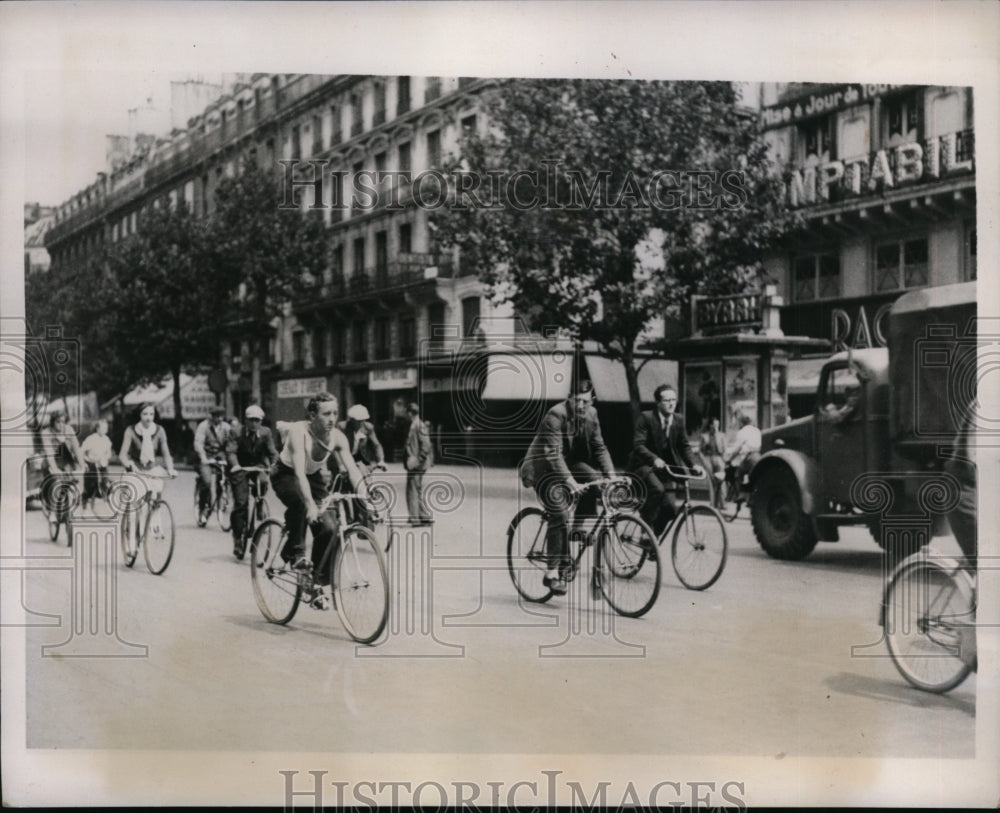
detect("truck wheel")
[750,467,817,560]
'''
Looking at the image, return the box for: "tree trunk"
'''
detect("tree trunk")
[171,363,184,429]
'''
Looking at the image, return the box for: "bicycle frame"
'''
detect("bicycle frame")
[654,465,710,545]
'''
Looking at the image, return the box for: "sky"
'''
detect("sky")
[24,71,222,206]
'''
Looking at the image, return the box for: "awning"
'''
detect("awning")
[787,357,828,396]
[584,356,678,403]
[481,352,573,401]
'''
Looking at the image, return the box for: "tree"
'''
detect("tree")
[208,162,328,402]
[432,79,795,425]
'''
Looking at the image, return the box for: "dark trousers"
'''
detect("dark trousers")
[271,463,338,579]
[406,469,431,523]
[81,463,108,505]
[949,484,978,567]
[197,461,221,511]
[534,462,602,569]
[633,465,680,536]
[230,470,268,543]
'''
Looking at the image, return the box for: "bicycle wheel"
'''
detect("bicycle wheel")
[671,505,727,590]
[506,507,554,603]
[332,526,389,644]
[217,481,233,531]
[120,500,144,568]
[884,558,974,693]
[250,519,300,624]
[598,513,661,618]
[719,478,741,522]
[143,499,175,575]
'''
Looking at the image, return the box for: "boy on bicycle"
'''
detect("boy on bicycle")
[226,404,278,557]
[272,392,371,610]
[194,406,231,522]
[80,419,113,511]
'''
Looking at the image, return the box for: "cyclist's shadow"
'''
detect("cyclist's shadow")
[824,671,975,716]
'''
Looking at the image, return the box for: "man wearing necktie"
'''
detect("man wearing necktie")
[628,383,698,536]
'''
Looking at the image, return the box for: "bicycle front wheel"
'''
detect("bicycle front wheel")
[120,500,144,568]
[333,526,389,644]
[250,519,300,624]
[598,513,661,618]
[884,558,974,693]
[217,482,233,531]
[143,500,175,575]
[671,505,727,590]
[506,507,554,603]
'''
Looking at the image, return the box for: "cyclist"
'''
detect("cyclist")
[79,418,113,512]
[226,404,279,557]
[41,410,82,527]
[330,403,385,528]
[700,417,727,509]
[272,392,372,610]
[628,383,700,536]
[194,406,231,523]
[722,412,761,491]
[118,402,177,483]
[520,380,615,595]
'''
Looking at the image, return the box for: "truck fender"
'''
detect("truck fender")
[749,449,822,516]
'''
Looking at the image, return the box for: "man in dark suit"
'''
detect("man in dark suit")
[628,383,700,536]
[226,404,279,556]
[521,380,615,594]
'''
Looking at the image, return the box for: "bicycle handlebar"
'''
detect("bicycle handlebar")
[573,476,630,497]
[660,464,706,481]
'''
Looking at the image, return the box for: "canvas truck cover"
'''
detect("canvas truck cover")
[888,281,977,456]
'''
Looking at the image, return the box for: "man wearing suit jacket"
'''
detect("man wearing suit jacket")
[521,380,615,595]
[628,383,700,535]
[404,402,433,525]
[226,404,279,556]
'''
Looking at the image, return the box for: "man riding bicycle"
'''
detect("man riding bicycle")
[328,403,385,529]
[272,392,371,610]
[520,380,616,595]
[194,406,231,523]
[226,404,278,557]
[722,412,761,491]
[628,384,701,536]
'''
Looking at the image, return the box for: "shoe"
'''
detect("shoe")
[542,574,568,595]
[309,592,330,611]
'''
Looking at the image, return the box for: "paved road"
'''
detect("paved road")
[21,466,975,757]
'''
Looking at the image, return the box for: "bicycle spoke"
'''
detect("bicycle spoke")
[334,527,389,644]
[671,505,727,591]
[600,513,661,617]
[143,500,175,575]
[506,508,553,602]
[250,520,300,624]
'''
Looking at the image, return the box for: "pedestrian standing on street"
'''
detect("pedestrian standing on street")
[194,406,231,522]
[403,401,433,525]
[80,419,113,511]
[628,383,700,536]
[226,404,278,557]
[519,380,616,595]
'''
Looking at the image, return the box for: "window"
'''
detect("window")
[461,296,482,339]
[798,117,831,163]
[312,115,323,155]
[399,222,412,255]
[928,90,965,138]
[291,331,305,370]
[837,108,870,161]
[352,161,365,213]
[398,141,411,178]
[313,328,327,367]
[793,253,840,302]
[375,231,388,285]
[400,316,416,358]
[461,114,477,137]
[397,76,411,115]
[332,325,346,364]
[351,92,363,136]
[427,302,447,347]
[353,237,365,274]
[331,244,344,288]
[373,82,386,126]
[291,124,301,160]
[425,77,441,102]
[882,91,920,146]
[426,129,441,168]
[821,366,862,413]
[875,237,928,292]
[374,151,387,194]
[966,225,976,281]
[329,105,342,146]
[352,321,367,362]
[375,318,391,360]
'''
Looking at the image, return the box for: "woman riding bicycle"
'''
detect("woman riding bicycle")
[118,402,177,488]
[271,392,371,611]
[41,410,82,527]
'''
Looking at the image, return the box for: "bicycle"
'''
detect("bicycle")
[881,549,977,693]
[120,469,177,575]
[195,458,232,531]
[717,464,749,522]
[343,463,393,550]
[652,465,729,590]
[507,477,662,617]
[249,487,390,644]
[232,466,271,561]
[42,469,79,546]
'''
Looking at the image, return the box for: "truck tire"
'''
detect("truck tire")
[750,466,817,560]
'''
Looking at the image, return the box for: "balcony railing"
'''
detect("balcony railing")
[293,255,454,309]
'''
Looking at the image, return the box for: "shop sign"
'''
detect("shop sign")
[830,301,894,352]
[762,84,907,129]
[369,366,417,391]
[276,376,327,399]
[785,130,974,209]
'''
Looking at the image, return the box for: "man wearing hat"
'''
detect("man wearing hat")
[194,406,232,524]
[226,404,279,557]
[337,404,386,470]
[403,401,433,525]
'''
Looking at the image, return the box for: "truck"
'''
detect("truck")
[748,281,977,560]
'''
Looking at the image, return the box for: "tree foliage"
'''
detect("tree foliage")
[432,79,795,420]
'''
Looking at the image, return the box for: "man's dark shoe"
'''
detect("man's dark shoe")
[543,574,568,595]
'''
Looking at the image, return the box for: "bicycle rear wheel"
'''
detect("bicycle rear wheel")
[506,507,554,603]
[884,558,974,693]
[120,500,144,568]
[598,513,660,617]
[250,519,300,624]
[719,478,741,522]
[333,526,389,644]
[217,481,233,531]
[143,500,175,575]
[671,505,727,590]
